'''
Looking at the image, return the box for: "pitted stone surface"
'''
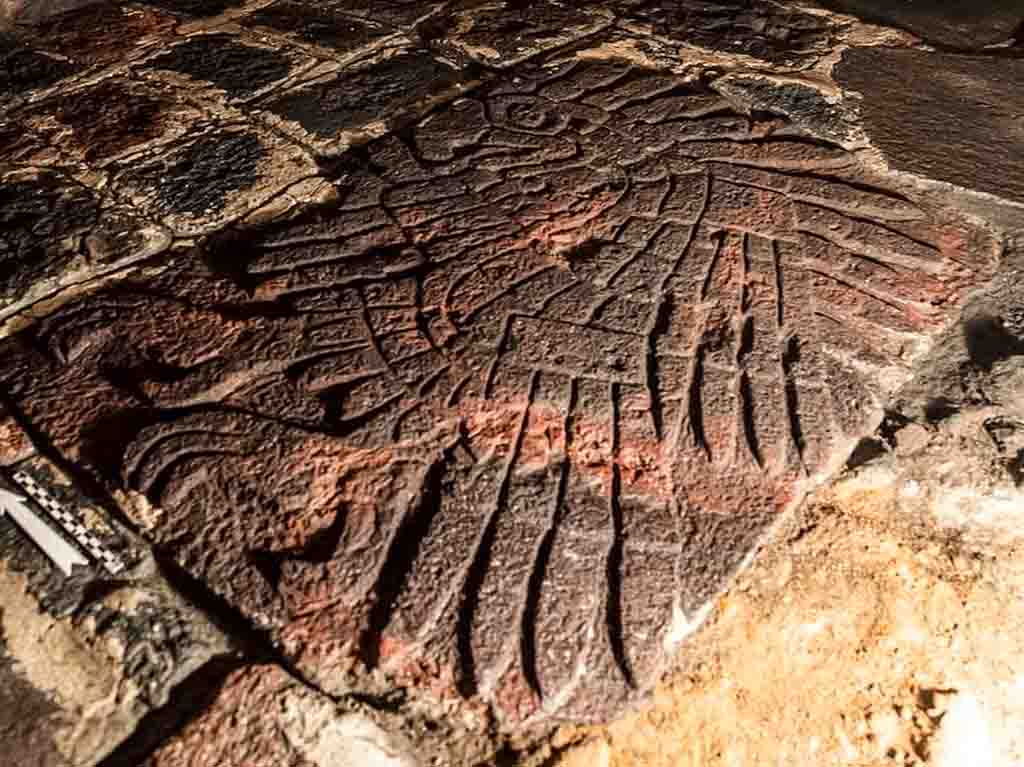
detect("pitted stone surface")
[0,448,231,767]
[439,1,612,67]
[242,2,395,55]
[257,49,471,156]
[143,33,296,101]
[0,33,78,103]
[0,47,1000,728]
[615,0,838,68]
[0,167,169,326]
[0,0,1019,759]
[0,171,99,296]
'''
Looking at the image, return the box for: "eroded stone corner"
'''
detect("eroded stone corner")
[0,417,234,767]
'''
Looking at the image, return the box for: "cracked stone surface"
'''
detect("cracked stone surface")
[0,1,1022,765]
[0,441,233,767]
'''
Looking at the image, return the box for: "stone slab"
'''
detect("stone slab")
[836,48,1024,205]
[0,49,1001,732]
[817,0,1021,50]
[0,0,1017,756]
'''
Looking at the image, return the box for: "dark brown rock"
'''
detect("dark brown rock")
[0,50,1000,732]
[0,445,232,767]
[20,2,174,68]
[1,3,174,104]
[142,32,295,101]
[107,123,319,236]
[140,0,245,19]
[440,1,611,67]
[616,0,838,68]
[242,1,394,55]
[0,166,170,331]
[334,0,443,28]
[258,49,473,157]
[0,32,78,103]
[836,48,1024,204]
[0,171,99,299]
[816,0,1022,50]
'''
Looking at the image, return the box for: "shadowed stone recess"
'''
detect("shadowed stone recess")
[0,51,1000,731]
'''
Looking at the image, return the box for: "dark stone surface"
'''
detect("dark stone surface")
[0,0,104,27]
[0,172,98,298]
[52,80,169,162]
[836,48,1024,204]
[142,0,244,19]
[333,0,440,28]
[261,51,461,138]
[145,33,293,99]
[244,1,392,54]
[0,34,78,100]
[0,54,999,729]
[816,0,1022,50]
[2,4,174,102]
[440,0,609,67]
[617,0,836,67]
[717,75,857,143]
[25,3,174,68]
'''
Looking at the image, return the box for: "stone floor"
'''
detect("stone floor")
[0,1,1022,765]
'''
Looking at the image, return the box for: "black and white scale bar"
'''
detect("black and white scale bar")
[12,471,127,576]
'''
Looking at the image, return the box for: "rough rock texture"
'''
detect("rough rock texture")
[554,266,1024,765]
[0,0,1022,764]
[0,23,1002,735]
[817,0,1022,50]
[836,49,1024,205]
[0,432,233,766]
[555,440,1024,767]
[143,664,421,767]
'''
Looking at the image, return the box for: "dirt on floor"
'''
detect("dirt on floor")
[551,404,1024,767]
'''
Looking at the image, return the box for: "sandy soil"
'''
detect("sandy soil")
[553,406,1024,767]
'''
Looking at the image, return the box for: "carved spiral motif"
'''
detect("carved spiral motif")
[3,57,996,725]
